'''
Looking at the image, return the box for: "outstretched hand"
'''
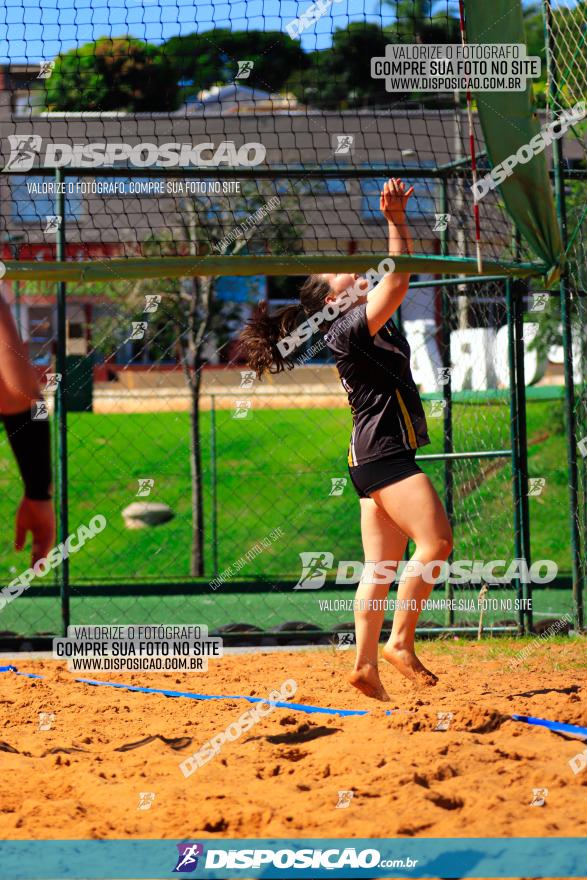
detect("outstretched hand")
[15,498,56,567]
[380,178,414,223]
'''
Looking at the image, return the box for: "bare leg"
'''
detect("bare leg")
[349,497,407,701]
[371,472,452,686]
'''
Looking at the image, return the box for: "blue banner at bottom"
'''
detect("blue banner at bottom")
[0,838,585,879]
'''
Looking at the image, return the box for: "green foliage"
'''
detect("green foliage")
[289,22,392,109]
[531,171,586,365]
[38,3,585,114]
[523,3,547,79]
[524,1,587,108]
[549,401,566,437]
[565,173,587,289]
[44,36,181,112]
[388,0,459,43]
[523,3,560,108]
[18,278,130,302]
[163,29,308,103]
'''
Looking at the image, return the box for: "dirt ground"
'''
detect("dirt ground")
[92,390,347,413]
[1,641,586,849]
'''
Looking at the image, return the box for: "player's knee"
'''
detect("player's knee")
[433,534,453,560]
[417,533,452,562]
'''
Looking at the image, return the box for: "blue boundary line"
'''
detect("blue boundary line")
[3,665,587,734]
[511,713,587,739]
[0,666,370,717]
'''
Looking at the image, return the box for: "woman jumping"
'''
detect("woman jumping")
[240,178,453,701]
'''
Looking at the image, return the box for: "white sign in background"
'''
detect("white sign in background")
[404,322,583,392]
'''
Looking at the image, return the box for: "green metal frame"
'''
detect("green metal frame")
[54,168,70,633]
[0,162,552,286]
[439,179,455,627]
[544,0,585,632]
[2,253,547,283]
[40,163,579,637]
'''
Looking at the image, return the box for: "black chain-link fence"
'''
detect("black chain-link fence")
[1,270,582,642]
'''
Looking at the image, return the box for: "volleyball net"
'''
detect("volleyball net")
[0,0,570,286]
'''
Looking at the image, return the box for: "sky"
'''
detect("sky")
[0,0,580,64]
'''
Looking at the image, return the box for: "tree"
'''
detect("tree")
[530,172,586,390]
[292,12,461,111]
[523,3,549,107]
[290,22,393,109]
[120,184,303,575]
[163,30,308,104]
[44,36,180,112]
[385,0,459,43]
[524,1,587,109]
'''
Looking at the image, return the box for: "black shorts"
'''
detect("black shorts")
[348,450,423,499]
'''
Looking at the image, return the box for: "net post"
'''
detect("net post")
[54,167,70,634]
[439,178,455,627]
[512,277,532,632]
[558,277,583,629]
[210,393,219,579]
[544,0,584,631]
[10,237,23,338]
[506,278,525,635]
[458,0,483,273]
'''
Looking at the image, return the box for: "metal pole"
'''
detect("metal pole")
[417,450,510,461]
[210,394,218,578]
[8,236,25,337]
[452,91,469,331]
[436,150,488,172]
[410,275,544,296]
[544,0,584,630]
[557,216,584,631]
[506,278,525,634]
[409,273,520,290]
[14,279,21,337]
[55,168,69,633]
[439,179,455,626]
[580,328,587,620]
[3,162,583,181]
[512,278,532,631]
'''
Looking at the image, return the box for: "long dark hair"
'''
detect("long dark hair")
[240,274,331,378]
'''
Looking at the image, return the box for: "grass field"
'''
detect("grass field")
[0,395,578,636]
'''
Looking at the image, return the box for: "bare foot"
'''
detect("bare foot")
[349,663,390,701]
[382,645,438,687]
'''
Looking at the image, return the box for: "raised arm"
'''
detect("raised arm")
[365,178,414,337]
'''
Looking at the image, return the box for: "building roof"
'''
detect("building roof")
[182,83,302,115]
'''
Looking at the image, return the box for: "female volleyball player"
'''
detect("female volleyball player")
[241,179,452,700]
